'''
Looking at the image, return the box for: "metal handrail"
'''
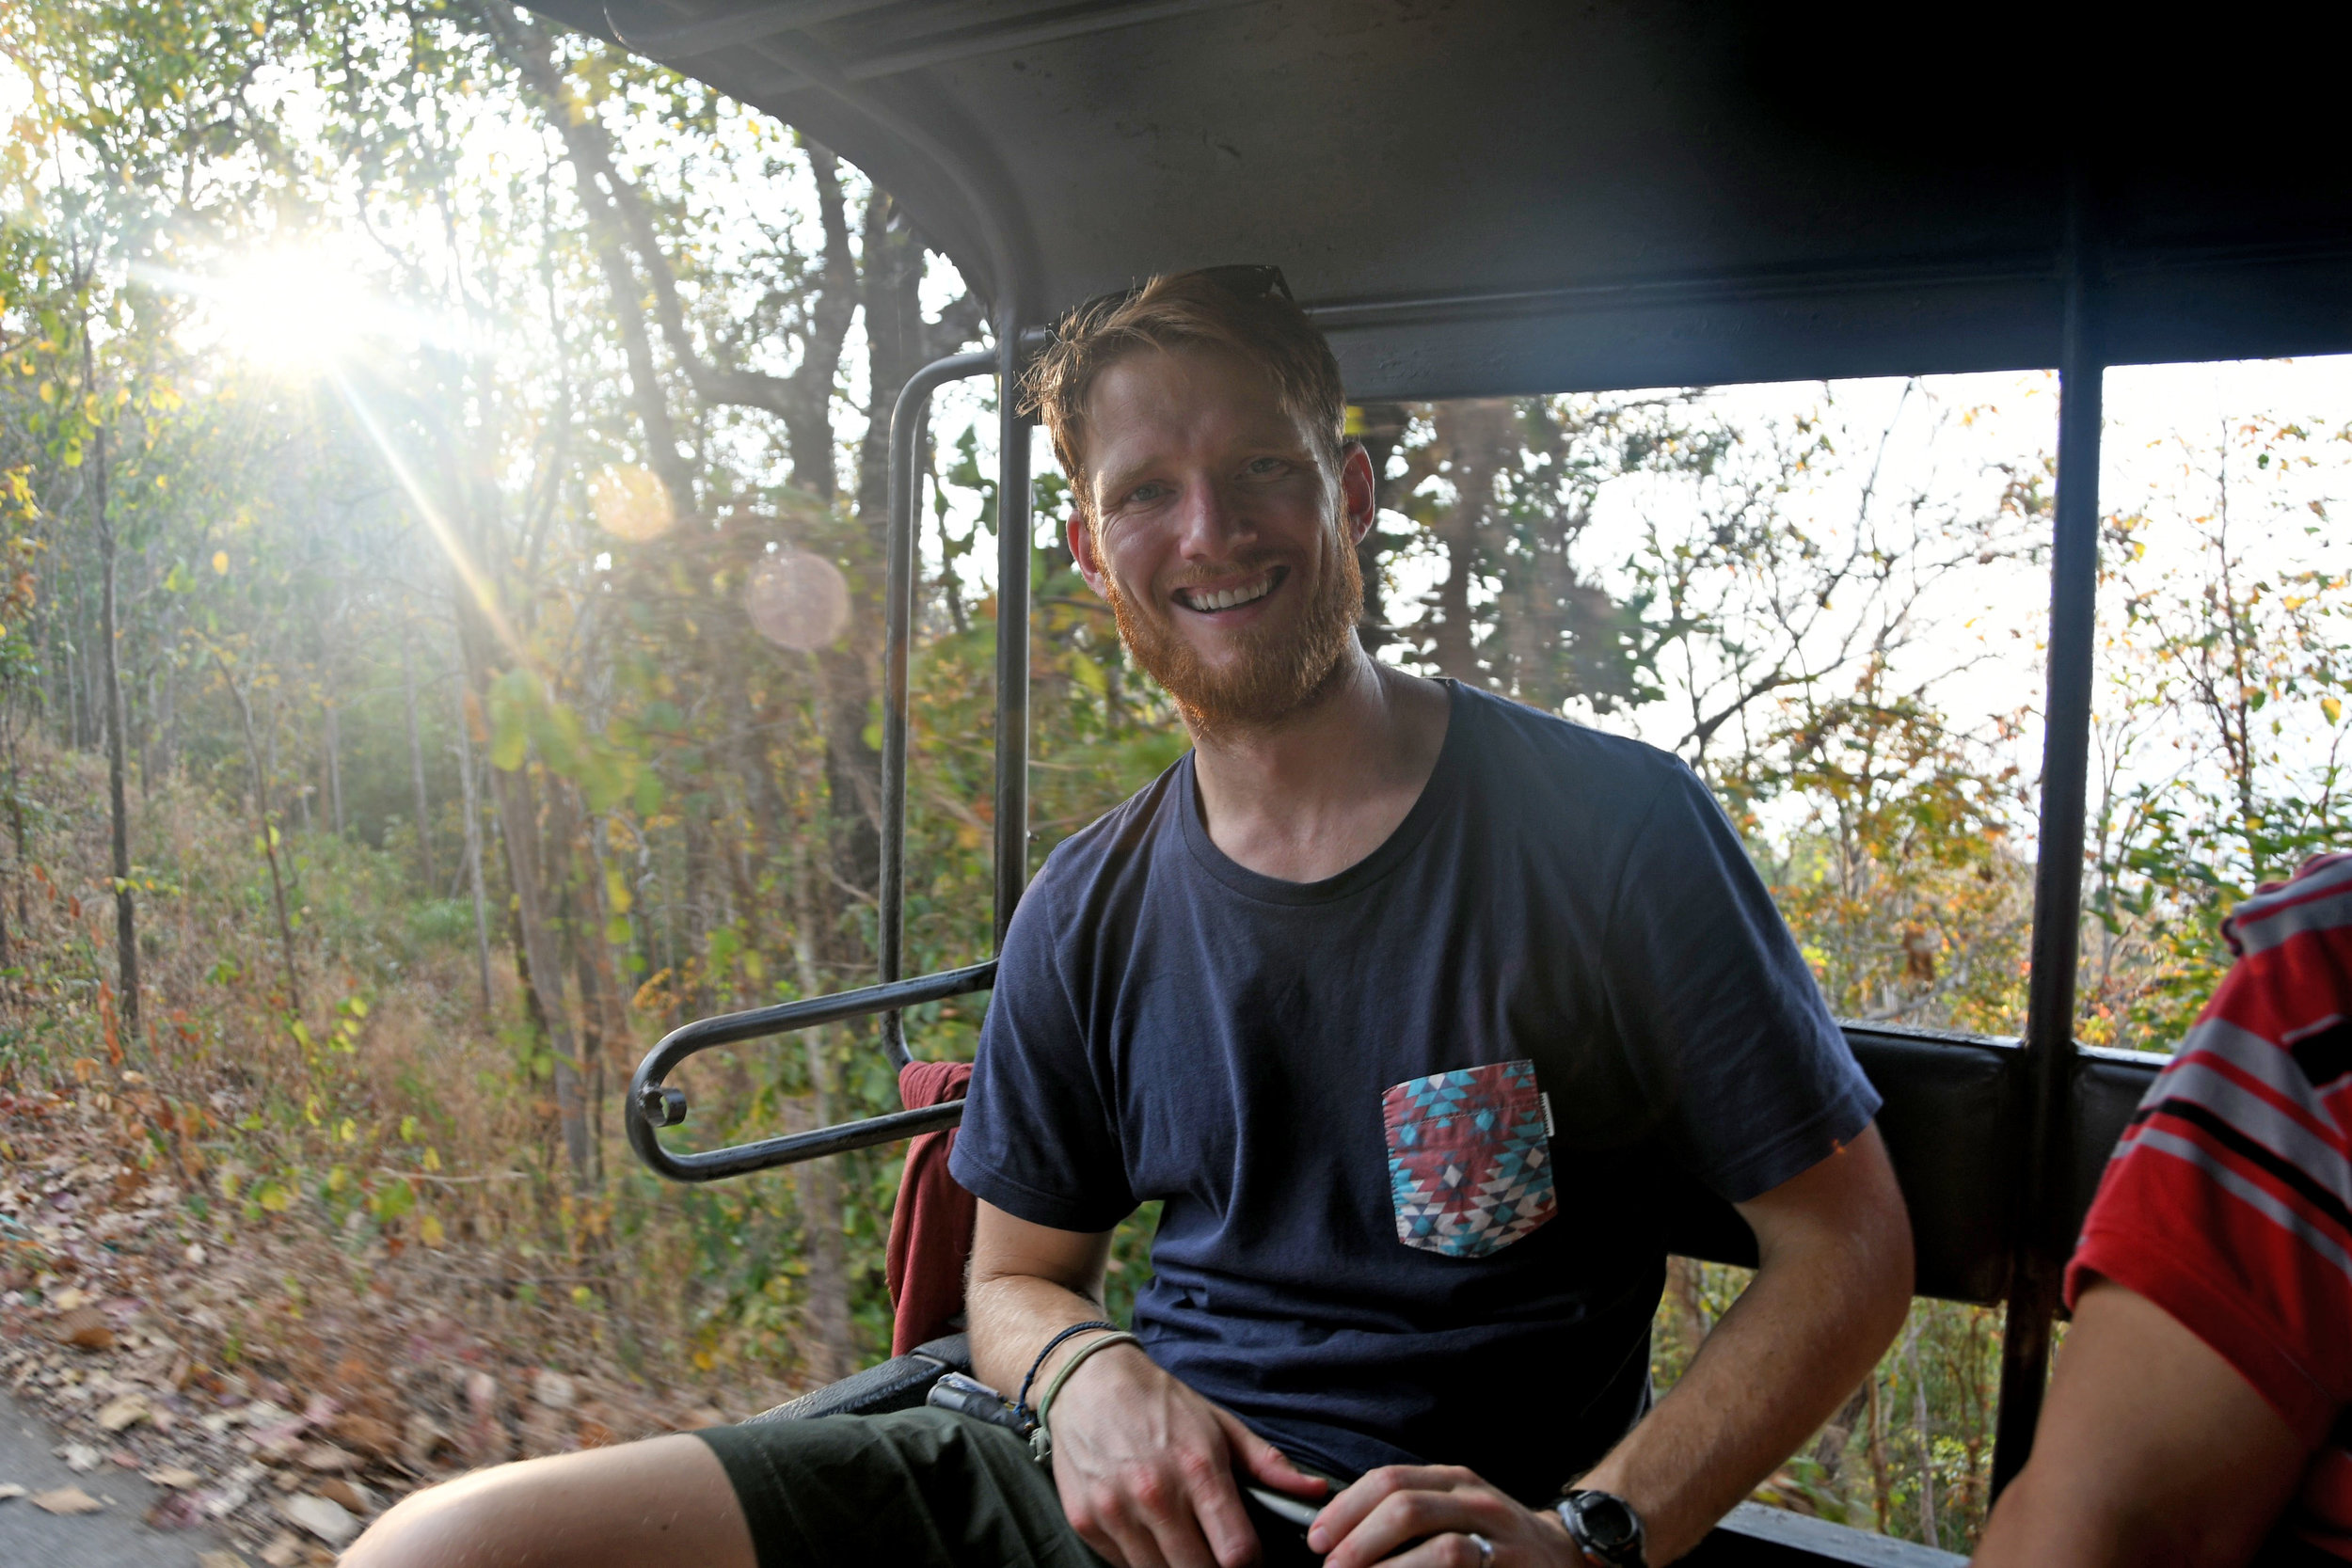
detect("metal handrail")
[627,341,1013,1182]
[880,350,997,1068]
[627,961,996,1181]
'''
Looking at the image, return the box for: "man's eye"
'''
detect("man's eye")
[1125,482,1170,504]
[1246,458,1288,478]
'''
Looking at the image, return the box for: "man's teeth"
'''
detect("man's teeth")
[1186,575,1274,611]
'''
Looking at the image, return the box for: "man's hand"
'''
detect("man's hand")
[1048,1338,1327,1568]
[1572,1122,1912,1562]
[967,1200,1327,1568]
[1307,1465,1580,1568]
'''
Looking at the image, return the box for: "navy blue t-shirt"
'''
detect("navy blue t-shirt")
[950,681,1876,1501]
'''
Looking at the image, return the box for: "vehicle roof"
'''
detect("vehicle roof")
[527,0,2352,399]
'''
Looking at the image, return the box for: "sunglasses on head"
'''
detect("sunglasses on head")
[1054,263,1293,340]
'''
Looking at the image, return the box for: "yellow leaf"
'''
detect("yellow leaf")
[422,1146,441,1172]
[419,1212,446,1247]
[211,551,228,576]
[2327,695,2344,726]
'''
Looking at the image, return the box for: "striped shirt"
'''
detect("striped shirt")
[2068,849,2352,1560]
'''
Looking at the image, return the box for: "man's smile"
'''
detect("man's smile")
[1172,567,1284,615]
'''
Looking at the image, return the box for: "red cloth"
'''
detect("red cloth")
[2066,850,2352,1559]
[885,1059,977,1356]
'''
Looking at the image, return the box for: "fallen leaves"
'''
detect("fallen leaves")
[31,1483,105,1514]
[97,1389,152,1431]
[54,1304,116,1351]
[279,1489,358,1546]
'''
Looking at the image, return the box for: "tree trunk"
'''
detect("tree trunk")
[453,679,495,1018]
[790,837,854,1383]
[325,697,344,836]
[488,752,591,1186]
[402,620,437,887]
[215,653,302,1017]
[89,334,138,1043]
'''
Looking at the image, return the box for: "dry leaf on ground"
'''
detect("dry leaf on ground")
[53,1305,115,1351]
[279,1490,358,1546]
[31,1484,105,1514]
[96,1391,151,1432]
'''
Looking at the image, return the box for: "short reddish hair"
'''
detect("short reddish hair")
[1022,269,1348,512]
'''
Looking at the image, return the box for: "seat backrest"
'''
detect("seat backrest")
[1659,1025,2166,1306]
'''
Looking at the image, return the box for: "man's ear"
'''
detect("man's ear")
[1339,440,1378,547]
[1067,509,1111,599]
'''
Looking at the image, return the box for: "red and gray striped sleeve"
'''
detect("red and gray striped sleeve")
[2066,851,2352,1447]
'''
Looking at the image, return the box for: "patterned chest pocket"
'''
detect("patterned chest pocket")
[1383,1059,1557,1259]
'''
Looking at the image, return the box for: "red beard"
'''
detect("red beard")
[1103,528,1364,736]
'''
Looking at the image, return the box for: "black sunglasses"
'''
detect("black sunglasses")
[1054,263,1293,340]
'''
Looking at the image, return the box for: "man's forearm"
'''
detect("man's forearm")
[1578,1239,1909,1561]
[965,1268,1118,1401]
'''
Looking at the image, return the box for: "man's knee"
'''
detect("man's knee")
[341,1434,753,1568]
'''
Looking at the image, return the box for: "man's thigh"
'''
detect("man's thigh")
[343,1408,1103,1568]
[342,1433,753,1568]
[702,1405,1104,1567]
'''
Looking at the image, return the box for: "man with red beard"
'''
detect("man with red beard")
[344,271,1911,1568]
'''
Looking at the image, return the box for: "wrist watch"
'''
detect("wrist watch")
[1553,1489,1645,1568]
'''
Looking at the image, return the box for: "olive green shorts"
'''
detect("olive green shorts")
[695,1406,1324,1568]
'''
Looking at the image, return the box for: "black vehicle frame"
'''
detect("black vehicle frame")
[518,4,2352,1560]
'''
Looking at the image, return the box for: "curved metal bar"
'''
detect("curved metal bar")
[628,960,997,1181]
[993,314,1035,946]
[881,351,998,1068]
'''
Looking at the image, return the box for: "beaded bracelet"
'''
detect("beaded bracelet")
[1029,1330,1142,1464]
[1015,1318,1120,1415]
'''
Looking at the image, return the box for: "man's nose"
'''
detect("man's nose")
[1170,477,1252,559]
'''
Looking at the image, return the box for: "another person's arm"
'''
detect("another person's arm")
[1972,1278,2308,1568]
[967,1201,1328,1568]
[1308,1123,1912,1568]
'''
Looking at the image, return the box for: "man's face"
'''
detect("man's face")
[1067,345,1375,734]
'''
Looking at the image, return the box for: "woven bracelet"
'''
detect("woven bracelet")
[1016,1318,1120,1415]
[1028,1330,1141,1464]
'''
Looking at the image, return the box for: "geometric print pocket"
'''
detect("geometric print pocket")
[1382,1058,1557,1259]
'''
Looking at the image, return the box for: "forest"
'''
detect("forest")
[1,0,2346,1560]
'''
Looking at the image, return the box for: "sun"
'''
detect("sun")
[141,245,450,372]
[207,250,375,369]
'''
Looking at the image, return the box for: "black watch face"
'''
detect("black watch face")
[1577,1494,1638,1550]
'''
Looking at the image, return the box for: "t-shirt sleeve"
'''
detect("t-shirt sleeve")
[947,862,1138,1234]
[2063,904,2352,1448]
[1601,763,1880,1203]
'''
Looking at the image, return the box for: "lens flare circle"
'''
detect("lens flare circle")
[745,551,850,652]
[590,466,673,542]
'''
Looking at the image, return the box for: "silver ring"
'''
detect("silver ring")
[1465,1532,1495,1568]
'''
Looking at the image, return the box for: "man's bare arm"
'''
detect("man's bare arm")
[1305,1123,1912,1568]
[967,1201,1326,1568]
[1574,1122,1913,1562]
[1971,1280,2307,1568]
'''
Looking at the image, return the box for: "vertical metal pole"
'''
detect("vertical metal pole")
[881,352,994,1072]
[1991,196,2103,1495]
[993,314,1034,946]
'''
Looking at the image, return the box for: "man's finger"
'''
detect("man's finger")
[1214,1407,1327,1498]
[1307,1465,1460,1554]
[1359,1533,1491,1568]
[1095,1509,1167,1568]
[1185,1464,1264,1568]
[1314,1471,1509,1568]
[1136,1499,1231,1568]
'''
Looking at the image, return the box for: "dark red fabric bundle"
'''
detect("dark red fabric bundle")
[884,1058,977,1356]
